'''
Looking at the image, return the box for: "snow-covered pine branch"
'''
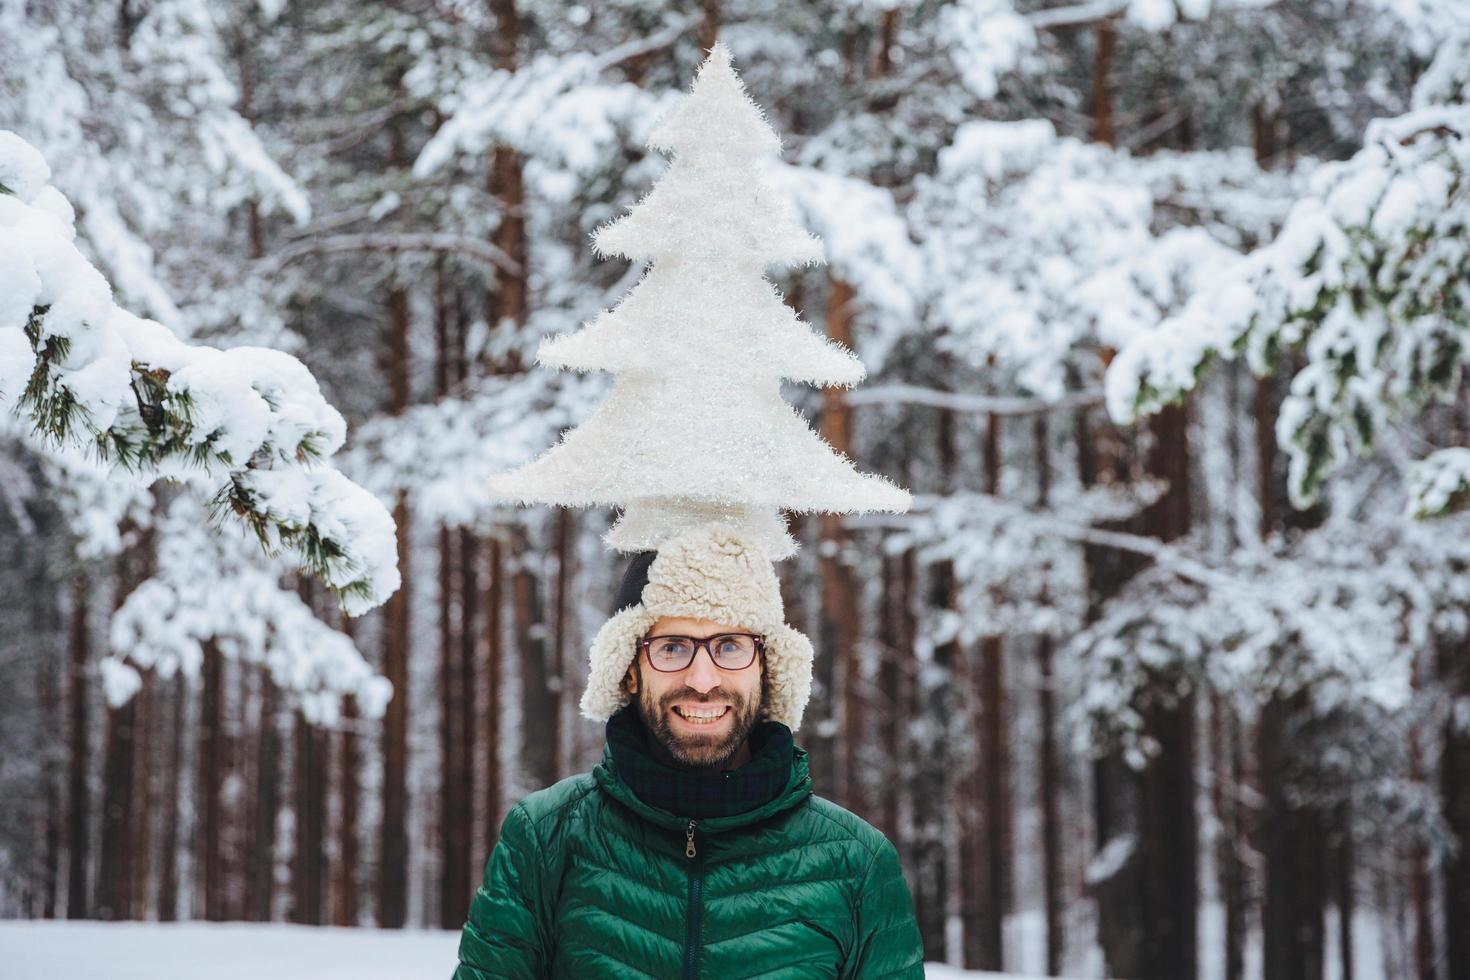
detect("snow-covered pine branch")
[913,117,1298,403]
[0,131,399,615]
[1062,513,1470,767]
[942,0,1297,102]
[1107,30,1470,519]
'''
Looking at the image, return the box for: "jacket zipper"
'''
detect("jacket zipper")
[682,818,703,980]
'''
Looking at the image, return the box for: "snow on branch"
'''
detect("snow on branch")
[932,124,1299,404]
[257,232,522,279]
[844,383,1106,416]
[106,495,393,724]
[1062,514,1470,766]
[0,130,400,615]
[1408,447,1470,519]
[942,0,1269,102]
[1107,31,1470,518]
[410,28,692,181]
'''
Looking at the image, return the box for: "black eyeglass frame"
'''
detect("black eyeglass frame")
[637,633,766,672]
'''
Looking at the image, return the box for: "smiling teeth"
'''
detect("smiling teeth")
[675,706,728,722]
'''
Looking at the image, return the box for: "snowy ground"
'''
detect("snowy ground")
[0,920,1033,979]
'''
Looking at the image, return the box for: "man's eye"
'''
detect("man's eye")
[658,640,690,654]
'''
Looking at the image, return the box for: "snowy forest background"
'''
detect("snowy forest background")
[3,0,1470,978]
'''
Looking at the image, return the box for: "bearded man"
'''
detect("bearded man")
[453,522,924,979]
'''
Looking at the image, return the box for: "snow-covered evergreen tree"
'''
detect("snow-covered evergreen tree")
[1108,27,1470,519]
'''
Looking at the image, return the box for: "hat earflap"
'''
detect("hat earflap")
[759,623,815,732]
[580,605,658,723]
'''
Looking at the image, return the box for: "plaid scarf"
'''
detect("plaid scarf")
[605,703,795,819]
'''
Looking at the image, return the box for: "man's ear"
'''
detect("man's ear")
[623,663,639,695]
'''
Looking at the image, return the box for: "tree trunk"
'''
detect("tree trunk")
[485,186,526,370]
[981,413,1012,964]
[443,525,479,926]
[483,535,505,858]
[65,571,91,920]
[876,550,901,845]
[698,0,720,54]
[1256,370,1328,980]
[913,403,958,962]
[1090,16,1118,147]
[485,0,527,376]
[513,523,558,789]
[379,489,411,929]
[961,411,1008,971]
[1137,402,1198,980]
[1074,382,1149,979]
[1444,633,1470,980]
[96,692,135,920]
[38,642,61,918]
[1410,717,1436,980]
[1211,693,1247,980]
[291,710,326,925]
[552,509,574,779]
[375,178,415,921]
[1336,799,1356,980]
[248,667,280,922]
[99,517,151,920]
[335,692,361,927]
[438,522,466,928]
[158,673,184,921]
[1260,695,1326,980]
[1035,412,1063,976]
[872,7,900,78]
[1139,690,1198,980]
[822,274,861,807]
[436,246,465,925]
[130,673,154,919]
[199,638,224,921]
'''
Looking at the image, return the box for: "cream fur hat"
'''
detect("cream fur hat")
[579,521,815,732]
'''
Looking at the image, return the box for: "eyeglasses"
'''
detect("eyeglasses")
[638,633,764,672]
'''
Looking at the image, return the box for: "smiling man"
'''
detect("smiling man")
[452,522,924,979]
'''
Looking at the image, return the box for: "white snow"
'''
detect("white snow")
[0,129,50,201]
[1407,447,1470,519]
[0,921,1039,979]
[938,0,1038,100]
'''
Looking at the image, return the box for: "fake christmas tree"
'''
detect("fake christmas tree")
[487,43,910,559]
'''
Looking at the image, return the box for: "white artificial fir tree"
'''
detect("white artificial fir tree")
[487,43,909,558]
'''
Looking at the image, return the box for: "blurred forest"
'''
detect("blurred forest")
[2,1,1469,979]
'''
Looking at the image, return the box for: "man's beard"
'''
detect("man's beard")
[634,668,767,771]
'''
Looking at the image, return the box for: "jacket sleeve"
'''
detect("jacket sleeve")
[843,838,926,979]
[453,803,550,979]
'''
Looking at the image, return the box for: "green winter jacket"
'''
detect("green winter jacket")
[453,731,925,978]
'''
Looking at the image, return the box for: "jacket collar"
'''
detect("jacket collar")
[594,705,813,832]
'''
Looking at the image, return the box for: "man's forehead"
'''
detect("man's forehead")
[647,615,752,635]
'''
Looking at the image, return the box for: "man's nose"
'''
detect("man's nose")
[683,648,722,693]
